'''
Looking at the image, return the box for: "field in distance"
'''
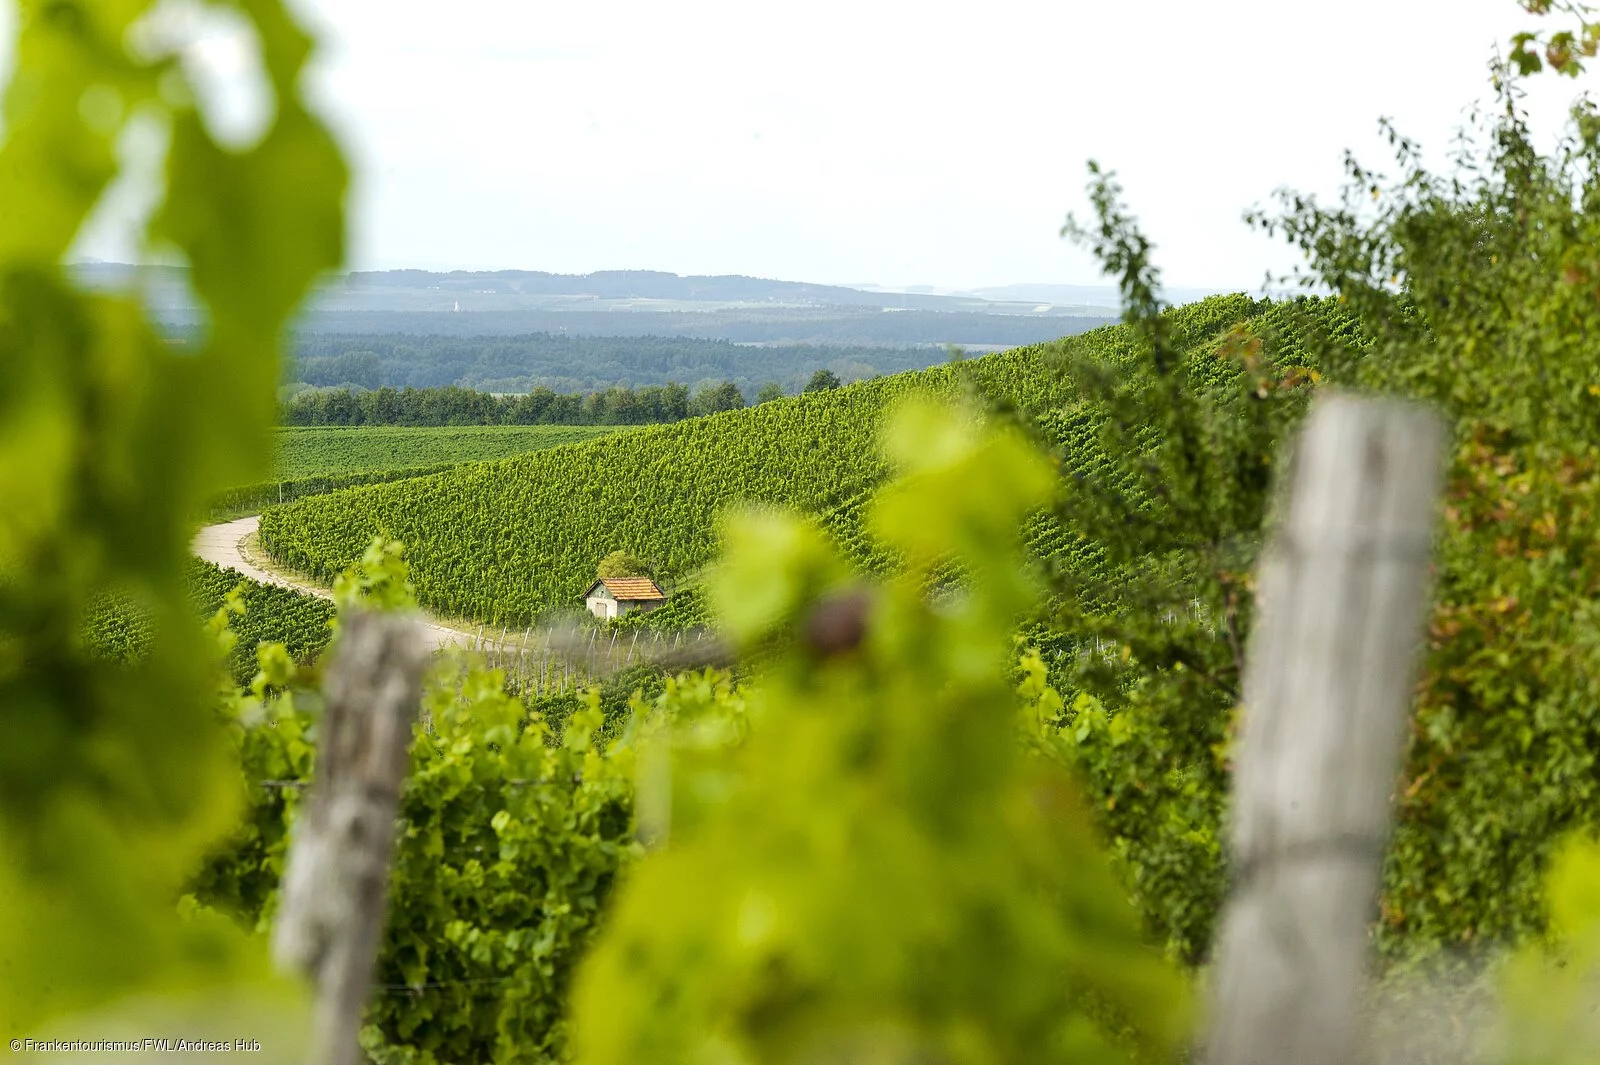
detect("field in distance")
[203,423,625,521]
[273,424,624,480]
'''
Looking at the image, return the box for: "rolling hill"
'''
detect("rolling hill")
[273,424,623,480]
[208,424,625,521]
[257,295,1355,628]
[74,263,1119,348]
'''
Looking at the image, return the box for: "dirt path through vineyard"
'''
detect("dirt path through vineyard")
[192,515,480,650]
[192,515,716,678]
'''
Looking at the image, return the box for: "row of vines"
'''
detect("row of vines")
[209,425,623,521]
[273,424,621,480]
[83,561,337,686]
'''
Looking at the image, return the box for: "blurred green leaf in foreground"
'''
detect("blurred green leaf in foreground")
[571,398,1190,1065]
[0,0,344,1044]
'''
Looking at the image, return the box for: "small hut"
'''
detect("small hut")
[583,576,666,620]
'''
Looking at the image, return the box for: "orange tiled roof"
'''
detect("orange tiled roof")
[597,576,665,601]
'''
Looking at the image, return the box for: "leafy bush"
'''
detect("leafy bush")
[194,546,639,1065]
[595,549,651,579]
[803,368,841,392]
[1029,71,1600,968]
[1257,80,1600,961]
[370,675,634,1065]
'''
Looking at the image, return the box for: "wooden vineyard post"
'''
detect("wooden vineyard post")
[1203,396,1444,1065]
[272,610,432,1065]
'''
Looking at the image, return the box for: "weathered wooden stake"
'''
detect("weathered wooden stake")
[272,610,432,1065]
[1204,395,1444,1065]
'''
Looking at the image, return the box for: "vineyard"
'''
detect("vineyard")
[189,560,338,684]
[206,424,623,520]
[83,560,337,686]
[259,294,1356,628]
[274,423,621,479]
[23,0,1600,1060]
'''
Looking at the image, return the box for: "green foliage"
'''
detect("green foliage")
[755,381,784,404]
[258,375,918,624]
[79,587,158,665]
[596,549,651,579]
[1508,1,1600,76]
[196,630,638,1064]
[1036,63,1600,967]
[293,382,676,429]
[283,382,683,428]
[1252,77,1600,960]
[365,676,633,1065]
[570,400,1189,1065]
[189,635,318,939]
[334,536,419,612]
[803,368,842,392]
[1489,835,1600,1063]
[0,0,343,1038]
[995,172,1350,962]
[523,663,672,747]
[181,539,638,1063]
[690,379,747,415]
[84,561,334,687]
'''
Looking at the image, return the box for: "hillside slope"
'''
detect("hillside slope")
[84,560,336,686]
[206,424,623,522]
[274,424,622,480]
[258,295,1353,627]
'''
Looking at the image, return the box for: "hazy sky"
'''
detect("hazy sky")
[11,1,1591,290]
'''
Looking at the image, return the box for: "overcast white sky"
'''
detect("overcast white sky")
[8,1,1592,290]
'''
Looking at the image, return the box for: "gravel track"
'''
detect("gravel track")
[191,514,478,651]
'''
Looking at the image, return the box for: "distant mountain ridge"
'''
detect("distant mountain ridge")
[73,262,1129,317]
[338,268,927,308]
[68,263,1169,347]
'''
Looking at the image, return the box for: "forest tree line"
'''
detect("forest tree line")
[280,371,844,427]
[286,331,967,396]
[283,310,1106,352]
